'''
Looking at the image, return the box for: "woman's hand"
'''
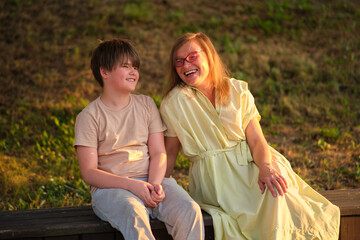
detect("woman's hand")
[245,119,288,198]
[151,184,165,204]
[258,163,288,197]
[128,179,158,207]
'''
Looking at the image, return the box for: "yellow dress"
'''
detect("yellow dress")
[160,79,340,240]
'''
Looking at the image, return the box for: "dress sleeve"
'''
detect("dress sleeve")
[241,85,261,131]
[220,79,261,140]
[160,99,178,137]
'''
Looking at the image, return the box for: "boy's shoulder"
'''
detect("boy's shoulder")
[77,95,157,118]
[131,93,153,102]
[131,94,156,107]
[78,97,101,115]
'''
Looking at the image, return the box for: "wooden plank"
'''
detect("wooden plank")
[14,238,43,240]
[0,207,114,239]
[151,229,172,240]
[204,225,215,240]
[320,189,360,216]
[340,216,360,240]
[0,207,214,237]
[45,236,79,240]
[81,232,116,240]
[202,211,213,226]
[0,206,94,221]
[115,232,125,240]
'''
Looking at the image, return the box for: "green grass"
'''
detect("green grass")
[1,0,359,211]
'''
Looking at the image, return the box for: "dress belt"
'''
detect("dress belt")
[191,140,253,165]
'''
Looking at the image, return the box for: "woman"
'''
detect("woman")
[160,32,340,240]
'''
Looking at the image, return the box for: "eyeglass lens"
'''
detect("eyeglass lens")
[175,51,200,67]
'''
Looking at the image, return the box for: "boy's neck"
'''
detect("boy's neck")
[100,92,131,111]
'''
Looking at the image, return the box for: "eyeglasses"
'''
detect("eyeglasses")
[175,50,201,67]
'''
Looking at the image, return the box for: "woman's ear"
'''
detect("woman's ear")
[100,67,109,79]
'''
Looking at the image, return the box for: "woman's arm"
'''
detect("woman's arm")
[76,146,157,207]
[164,136,180,177]
[245,119,288,197]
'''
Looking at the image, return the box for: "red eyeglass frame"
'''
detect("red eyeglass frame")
[175,50,201,67]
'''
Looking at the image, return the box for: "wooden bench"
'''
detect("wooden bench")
[0,207,214,240]
[0,189,359,240]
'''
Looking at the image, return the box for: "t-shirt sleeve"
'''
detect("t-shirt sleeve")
[147,97,167,134]
[74,111,98,148]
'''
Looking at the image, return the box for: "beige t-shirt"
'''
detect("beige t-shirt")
[74,94,166,192]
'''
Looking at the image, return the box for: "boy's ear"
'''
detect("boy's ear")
[100,67,109,79]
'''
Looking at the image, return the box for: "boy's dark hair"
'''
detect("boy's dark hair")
[90,39,140,87]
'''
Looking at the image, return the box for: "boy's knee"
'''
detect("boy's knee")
[120,197,148,216]
[182,199,203,220]
[186,199,201,212]
[169,200,204,240]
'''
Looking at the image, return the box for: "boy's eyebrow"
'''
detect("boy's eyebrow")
[119,61,131,66]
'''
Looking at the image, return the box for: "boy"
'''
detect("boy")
[74,39,204,240]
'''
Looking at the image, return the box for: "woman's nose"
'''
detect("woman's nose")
[183,60,192,67]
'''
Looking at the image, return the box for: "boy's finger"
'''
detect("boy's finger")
[146,195,157,207]
[147,183,155,192]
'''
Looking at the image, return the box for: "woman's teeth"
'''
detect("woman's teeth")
[184,70,197,76]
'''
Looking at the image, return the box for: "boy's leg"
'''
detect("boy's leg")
[92,188,155,240]
[154,178,205,240]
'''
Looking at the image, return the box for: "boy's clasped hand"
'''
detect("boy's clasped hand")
[128,180,165,208]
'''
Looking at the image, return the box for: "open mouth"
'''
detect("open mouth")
[126,78,136,82]
[184,69,197,76]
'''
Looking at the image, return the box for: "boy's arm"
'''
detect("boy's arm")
[76,146,157,207]
[164,136,180,177]
[147,132,167,202]
[147,132,167,184]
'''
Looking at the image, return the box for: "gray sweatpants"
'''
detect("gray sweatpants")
[92,177,204,240]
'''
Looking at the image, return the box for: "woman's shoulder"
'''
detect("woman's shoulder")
[162,85,194,104]
[228,78,249,93]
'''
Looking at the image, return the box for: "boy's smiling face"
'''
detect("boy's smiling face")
[101,59,139,94]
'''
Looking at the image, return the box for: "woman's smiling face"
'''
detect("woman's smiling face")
[175,40,210,90]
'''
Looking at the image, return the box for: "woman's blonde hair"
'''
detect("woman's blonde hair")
[164,32,230,105]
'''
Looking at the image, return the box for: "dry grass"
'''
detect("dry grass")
[0,0,359,210]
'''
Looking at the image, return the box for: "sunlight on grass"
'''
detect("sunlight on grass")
[1,0,359,210]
